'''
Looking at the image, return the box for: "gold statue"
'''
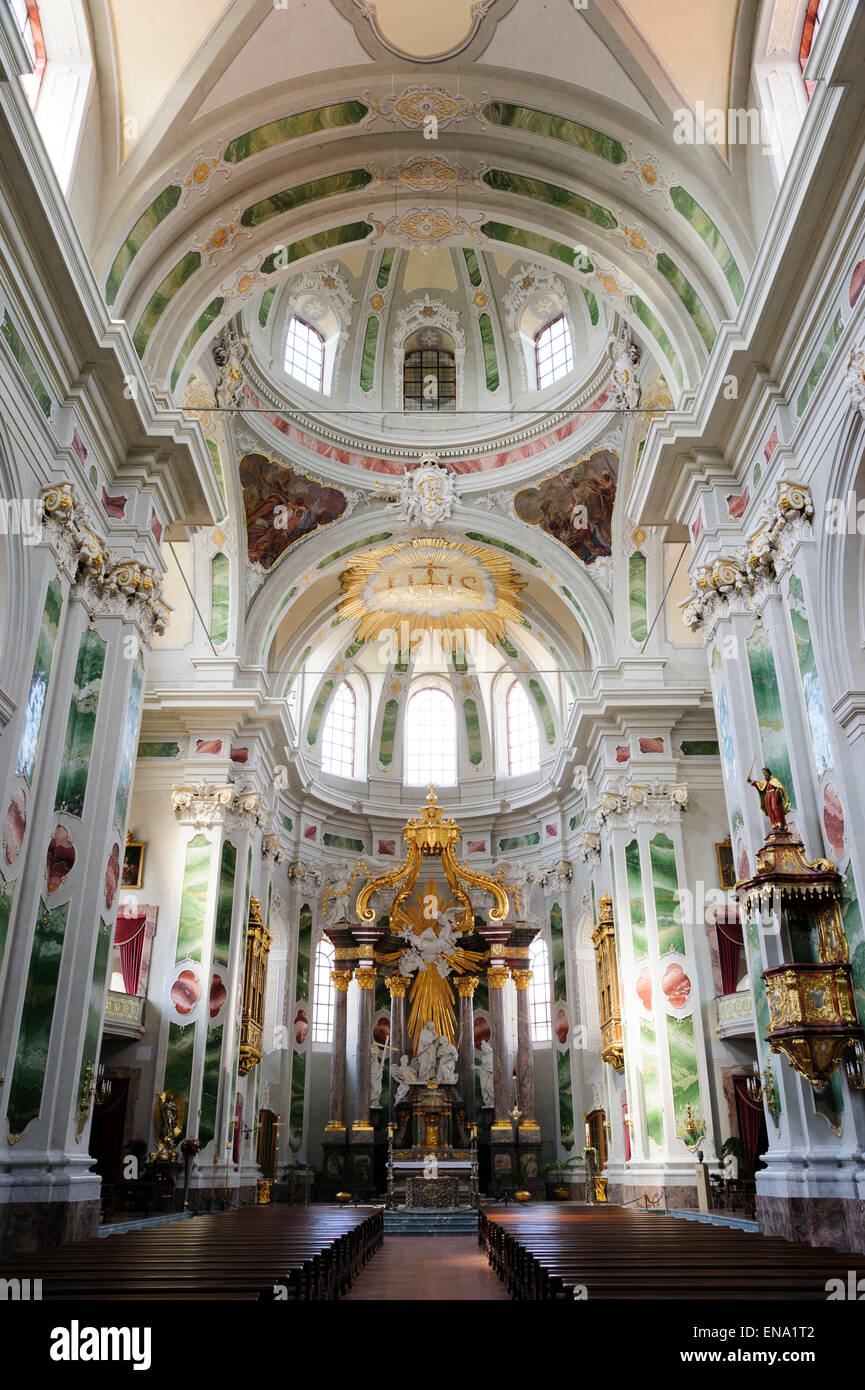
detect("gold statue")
[152,1090,184,1163]
[748,765,790,831]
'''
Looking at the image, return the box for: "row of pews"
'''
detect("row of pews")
[0,1205,383,1301]
[480,1204,865,1300]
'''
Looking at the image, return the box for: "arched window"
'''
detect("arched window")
[535,314,574,389]
[403,348,456,412]
[284,315,325,391]
[312,938,335,1043]
[321,682,355,777]
[529,937,552,1043]
[7,0,46,104]
[506,680,541,776]
[404,687,457,786]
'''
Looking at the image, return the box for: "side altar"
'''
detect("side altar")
[318,791,544,1201]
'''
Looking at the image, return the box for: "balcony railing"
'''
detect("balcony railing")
[714,990,754,1039]
[105,990,145,1037]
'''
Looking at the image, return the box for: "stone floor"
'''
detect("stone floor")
[342,1234,511,1300]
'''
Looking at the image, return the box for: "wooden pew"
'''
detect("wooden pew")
[0,1205,383,1301]
[479,1205,865,1301]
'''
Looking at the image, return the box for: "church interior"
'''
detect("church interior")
[2,0,865,1327]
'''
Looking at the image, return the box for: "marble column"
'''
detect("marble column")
[0,484,169,1252]
[386,973,409,1118]
[325,970,351,1133]
[512,969,539,1132]
[488,963,511,1132]
[455,975,478,1121]
[352,964,376,1136]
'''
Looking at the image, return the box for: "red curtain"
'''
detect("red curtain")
[733,1076,765,1178]
[114,914,147,995]
[715,909,744,995]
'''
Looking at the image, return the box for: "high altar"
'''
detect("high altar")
[319,791,544,1202]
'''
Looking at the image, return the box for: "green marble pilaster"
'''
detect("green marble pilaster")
[6,900,68,1139]
[54,628,106,817]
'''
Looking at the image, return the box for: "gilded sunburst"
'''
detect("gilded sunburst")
[337,537,526,643]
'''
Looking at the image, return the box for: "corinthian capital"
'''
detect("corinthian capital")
[171,783,264,831]
[40,482,171,644]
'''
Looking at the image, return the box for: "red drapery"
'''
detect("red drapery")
[714,909,744,995]
[114,913,147,995]
[733,1076,765,1178]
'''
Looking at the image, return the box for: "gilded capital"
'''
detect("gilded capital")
[331,970,352,992]
[385,973,410,997]
[512,969,533,991]
[455,975,479,998]
[488,965,510,989]
[355,968,377,990]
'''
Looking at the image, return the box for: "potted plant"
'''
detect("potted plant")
[719,1136,746,1181]
[544,1155,580,1199]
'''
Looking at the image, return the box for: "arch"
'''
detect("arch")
[404,686,458,787]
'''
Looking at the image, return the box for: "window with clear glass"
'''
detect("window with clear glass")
[403,348,456,412]
[535,314,574,389]
[321,682,355,777]
[312,938,335,1043]
[506,679,541,776]
[284,315,325,391]
[6,0,46,103]
[529,937,553,1043]
[404,687,457,786]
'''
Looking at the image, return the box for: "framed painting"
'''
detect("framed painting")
[716,840,735,889]
[122,835,145,889]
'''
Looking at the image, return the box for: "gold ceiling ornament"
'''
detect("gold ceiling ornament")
[337,537,526,644]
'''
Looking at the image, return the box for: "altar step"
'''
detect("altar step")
[384,1208,478,1236]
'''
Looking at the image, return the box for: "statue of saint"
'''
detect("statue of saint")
[436,1036,459,1086]
[370,1042,386,1108]
[393,1054,417,1106]
[478,1039,494,1107]
[414,1022,440,1082]
[748,766,790,830]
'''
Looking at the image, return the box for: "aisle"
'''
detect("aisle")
[342,1235,511,1300]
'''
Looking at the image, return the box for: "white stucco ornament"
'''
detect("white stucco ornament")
[395,455,459,528]
[844,342,865,420]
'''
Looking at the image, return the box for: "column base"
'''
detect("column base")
[324,1121,346,1133]
[755,1193,865,1253]
[0,1197,101,1255]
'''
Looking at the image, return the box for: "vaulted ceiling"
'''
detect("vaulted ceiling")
[86,0,757,415]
